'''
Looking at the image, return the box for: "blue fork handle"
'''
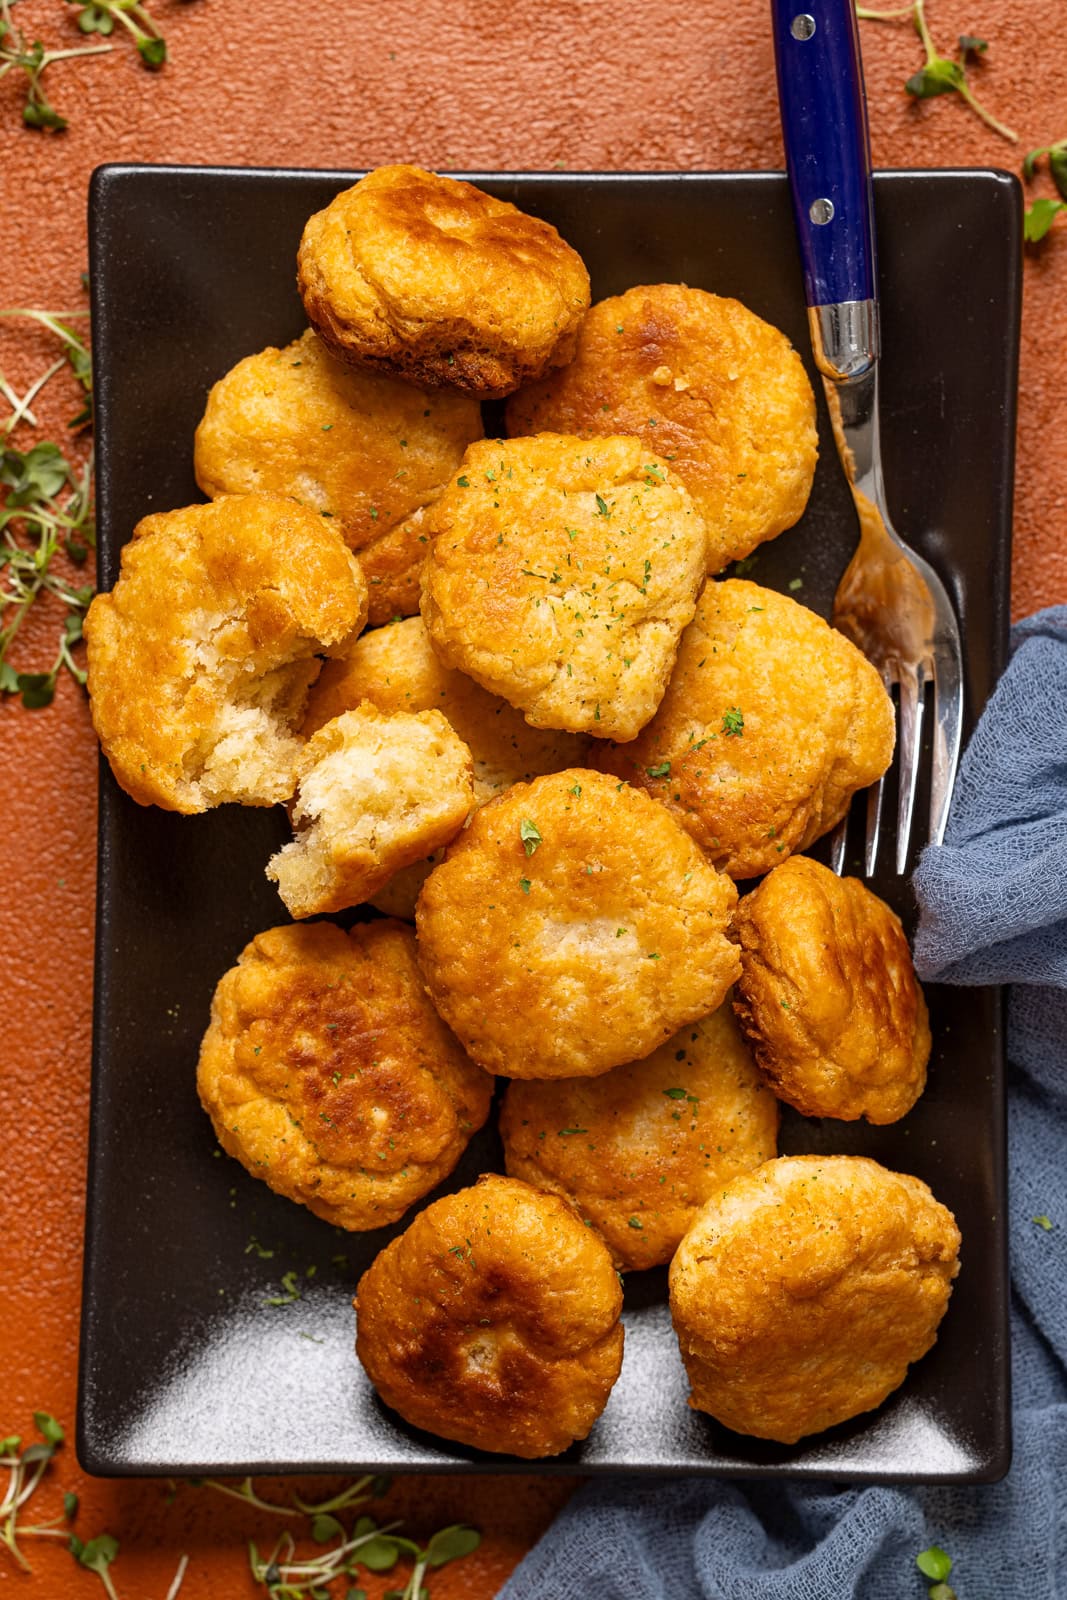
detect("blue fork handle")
[770,0,877,313]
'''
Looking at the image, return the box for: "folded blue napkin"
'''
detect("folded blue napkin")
[500,608,1067,1600]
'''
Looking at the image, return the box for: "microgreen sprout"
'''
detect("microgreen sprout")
[856,2,1017,143]
[1022,140,1067,243]
[0,305,95,707]
[0,1413,72,1571]
[1,308,93,427]
[70,1533,121,1600]
[246,1510,479,1599]
[187,1470,390,1520]
[0,0,112,129]
[65,0,166,68]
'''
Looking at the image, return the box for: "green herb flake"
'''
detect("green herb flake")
[721,707,744,737]
[519,818,542,856]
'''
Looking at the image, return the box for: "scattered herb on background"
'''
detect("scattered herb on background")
[1022,140,1067,243]
[856,1,1017,143]
[0,0,111,129]
[264,1269,302,1306]
[247,1509,480,1600]
[0,1412,72,1571]
[0,305,95,707]
[1024,197,1067,244]
[721,707,744,737]
[916,1543,957,1598]
[68,1,168,69]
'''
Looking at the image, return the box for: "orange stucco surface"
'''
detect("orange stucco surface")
[2,1,1066,1595]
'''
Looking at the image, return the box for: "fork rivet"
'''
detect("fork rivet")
[809,197,835,225]
[790,13,816,38]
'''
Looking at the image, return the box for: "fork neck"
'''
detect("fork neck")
[817,356,892,528]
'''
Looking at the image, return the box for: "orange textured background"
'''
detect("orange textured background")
[2,2,1066,1597]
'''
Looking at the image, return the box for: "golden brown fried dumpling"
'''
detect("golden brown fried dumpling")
[297,165,590,398]
[84,494,367,813]
[597,579,894,877]
[506,284,817,569]
[267,704,474,917]
[303,614,589,799]
[304,614,590,918]
[197,921,492,1231]
[421,435,707,741]
[415,769,740,1079]
[730,855,930,1123]
[669,1155,960,1443]
[193,329,483,625]
[500,998,778,1270]
[355,1174,624,1457]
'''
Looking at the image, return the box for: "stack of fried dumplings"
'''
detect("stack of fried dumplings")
[84,165,960,1459]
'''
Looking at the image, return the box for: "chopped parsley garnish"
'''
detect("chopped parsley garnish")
[594,493,610,517]
[519,878,531,894]
[663,1087,688,1100]
[646,761,670,777]
[519,818,542,855]
[721,707,744,737]
[627,1216,643,1230]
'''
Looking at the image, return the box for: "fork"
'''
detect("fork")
[770,0,963,876]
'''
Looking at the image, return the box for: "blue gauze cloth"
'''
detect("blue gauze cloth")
[500,607,1067,1600]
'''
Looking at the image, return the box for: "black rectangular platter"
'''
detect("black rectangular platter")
[78,166,1020,1481]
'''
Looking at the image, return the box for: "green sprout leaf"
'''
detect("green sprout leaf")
[2,441,70,504]
[33,1411,65,1445]
[424,1524,481,1568]
[1051,147,1067,202]
[906,56,964,98]
[136,34,165,67]
[311,1512,345,1542]
[857,2,1016,142]
[1024,198,1067,244]
[357,1532,401,1572]
[916,1545,953,1581]
[72,1531,119,1572]
[957,33,987,57]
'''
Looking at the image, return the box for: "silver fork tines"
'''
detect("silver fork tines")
[815,335,963,878]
